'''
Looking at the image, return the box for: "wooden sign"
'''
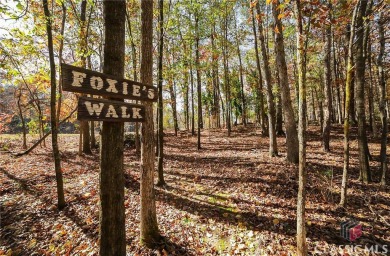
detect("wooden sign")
[62,63,157,102]
[77,96,145,122]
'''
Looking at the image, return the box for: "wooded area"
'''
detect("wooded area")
[0,0,389,255]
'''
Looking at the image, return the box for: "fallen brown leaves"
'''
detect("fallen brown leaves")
[0,126,389,255]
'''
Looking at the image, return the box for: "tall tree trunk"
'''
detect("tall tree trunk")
[223,3,231,137]
[190,59,195,136]
[256,2,278,156]
[234,13,246,126]
[125,7,140,154]
[56,2,66,127]
[322,1,332,152]
[340,3,358,207]
[42,0,65,210]
[79,0,91,155]
[355,0,370,183]
[251,6,267,135]
[195,14,202,149]
[211,24,220,129]
[294,1,307,254]
[99,1,126,254]
[272,1,298,162]
[333,32,343,125]
[140,0,161,246]
[377,12,388,186]
[156,0,165,186]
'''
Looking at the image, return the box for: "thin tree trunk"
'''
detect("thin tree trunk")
[251,6,267,135]
[190,59,195,136]
[140,0,161,246]
[340,3,358,207]
[42,0,65,210]
[211,24,220,129]
[223,3,231,137]
[79,0,91,155]
[56,2,66,128]
[99,0,126,254]
[125,7,140,154]
[195,14,202,149]
[294,1,307,254]
[234,13,246,126]
[256,2,278,156]
[355,0,370,183]
[272,1,298,162]
[377,12,388,186]
[156,0,165,186]
[322,1,332,152]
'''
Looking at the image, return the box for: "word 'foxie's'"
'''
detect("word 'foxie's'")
[71,70,155,100]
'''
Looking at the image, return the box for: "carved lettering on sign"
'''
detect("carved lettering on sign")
[62,63,157,101]
[77,97,146,122]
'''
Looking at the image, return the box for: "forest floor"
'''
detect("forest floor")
[0,125,389,256]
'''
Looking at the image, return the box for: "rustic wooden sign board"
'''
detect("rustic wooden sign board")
[61,63,157,122]
[61,63,157,102]
[78,96,145,122]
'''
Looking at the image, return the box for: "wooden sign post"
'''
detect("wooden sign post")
[61,63,157,122]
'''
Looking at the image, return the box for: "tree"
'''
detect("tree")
[294,0,307,254]
[377,11,388,186]
[99,0,126,254]
[157,0,165,186]
[250,3,267,135]
[42,0,65,210]
[272,0,299,163]
[322,1,332,152]
[140,0,161,246]
[256,2,278,156]
[355,0,370,183]
[340,3,358,207]
[195,10,202,149]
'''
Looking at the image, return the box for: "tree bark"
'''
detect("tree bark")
[294,1,307,254]
[322,1,332,152]
[340,3,358,207]
[156,0,165,186]
[195,14,202,149]
[99,1,126,254]
[251,6,267,135]
[79,0,91,155]
[140,0,161,247]
[234,13,246,126]
[211,24,220,129]
[355,0,370,183]
[272,1,299,162]
[377,12,388,186]
[42,0,66,210]
[125,8,141,154]
[256,2,278,156]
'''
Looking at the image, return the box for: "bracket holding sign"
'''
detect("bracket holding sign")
[61,63,157,122]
